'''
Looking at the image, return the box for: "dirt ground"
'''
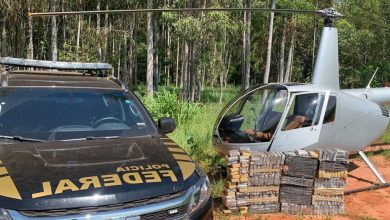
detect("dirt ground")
[215,153,390,220]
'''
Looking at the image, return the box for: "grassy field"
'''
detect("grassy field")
[138,87,390,198]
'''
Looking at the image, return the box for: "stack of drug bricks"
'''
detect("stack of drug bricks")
[223,148,249,214]
[222,148,284,215]
[312,149,349,215]
[280,150,318,215]
[248,150,284,214]
[222,148,349,216]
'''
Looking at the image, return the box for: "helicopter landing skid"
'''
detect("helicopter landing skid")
[344,151,389,195]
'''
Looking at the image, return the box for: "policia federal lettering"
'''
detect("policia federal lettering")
[32,164,177,199]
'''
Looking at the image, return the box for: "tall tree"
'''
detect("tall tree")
[1,11,7,56]
[241,0,251,91]
[76,0,82,57]
[96,0,102,61]
[50,0,58,61]
[278,17,287,82]
[264,0,276,84]
[285,16,296,83]
[146,0,154,96]
[27,1,34,59]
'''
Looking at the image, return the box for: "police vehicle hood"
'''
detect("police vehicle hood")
[0,137,200,211]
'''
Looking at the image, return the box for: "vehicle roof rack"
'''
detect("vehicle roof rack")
[0,57,112,71]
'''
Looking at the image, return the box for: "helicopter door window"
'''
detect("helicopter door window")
[323,96,336,124]
[282,93,325,131]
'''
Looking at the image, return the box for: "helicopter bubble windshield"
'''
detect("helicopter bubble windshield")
[217,85,288,143]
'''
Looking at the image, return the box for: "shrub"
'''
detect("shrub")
[138,89,202,126]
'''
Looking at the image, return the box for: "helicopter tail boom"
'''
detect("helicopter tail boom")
[343,87,390,105]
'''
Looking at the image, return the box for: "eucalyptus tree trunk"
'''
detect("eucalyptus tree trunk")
[175,38,180,87]
[241,0,251,91]
[103,4,109,61]
[128,13,135,87]
[197,67,203,102]
[27,2,34,59]
[117,36,122,79]
[153,17,160,92]
[220,52,231,104]
[123,32,128,84]
[189,43,196,102]
[220,30,229,103]
[181,41,189,99]
[278,17,287,82]
[264,0,276,84]
[96,0,102,62]
[111,35,115,76]
[146,0,154,96]
[311,0,319,69]
[1,14,6,56]
[166,27,171,86]
[76,12,82,56]
[285,17,296,83]
[50,0,58,61]
[61,0,65,42]
[133,16,139,85]
[212,43,217,88]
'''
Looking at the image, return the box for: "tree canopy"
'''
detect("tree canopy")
[1,0,389,98]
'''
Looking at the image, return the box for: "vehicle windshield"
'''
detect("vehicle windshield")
[0,88,156,141]
[217,85,288,143]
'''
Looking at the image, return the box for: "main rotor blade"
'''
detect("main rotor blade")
[343,16,390,30]
[28,8,323,17]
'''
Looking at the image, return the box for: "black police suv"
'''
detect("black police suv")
[0,57,213,220]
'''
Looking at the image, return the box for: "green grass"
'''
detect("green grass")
[382,150,390,160]
[168,103,226,175]
[367,150,390,160]
[376,119,390,144]
[210,179,224,198]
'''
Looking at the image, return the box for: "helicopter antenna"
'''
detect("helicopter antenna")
[366,67,379,89]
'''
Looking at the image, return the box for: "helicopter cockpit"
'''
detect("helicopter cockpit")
[217,85,288,143]
[214,84,331,153]
[218,86,288,143]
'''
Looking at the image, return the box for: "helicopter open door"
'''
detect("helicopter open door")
[270,91,329,152]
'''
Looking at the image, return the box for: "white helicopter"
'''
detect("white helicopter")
[212,8,389,188]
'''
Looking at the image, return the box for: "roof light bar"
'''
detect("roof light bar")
[0,57,112,71]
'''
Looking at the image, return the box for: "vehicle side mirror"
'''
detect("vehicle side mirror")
[158,117,176,134]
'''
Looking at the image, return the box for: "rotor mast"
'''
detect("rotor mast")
[318,8,343,27]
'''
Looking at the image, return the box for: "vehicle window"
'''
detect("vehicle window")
[282,93,325,131]
[0,88,156,141]
[324,96,336,124]
[218,86,288,143]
